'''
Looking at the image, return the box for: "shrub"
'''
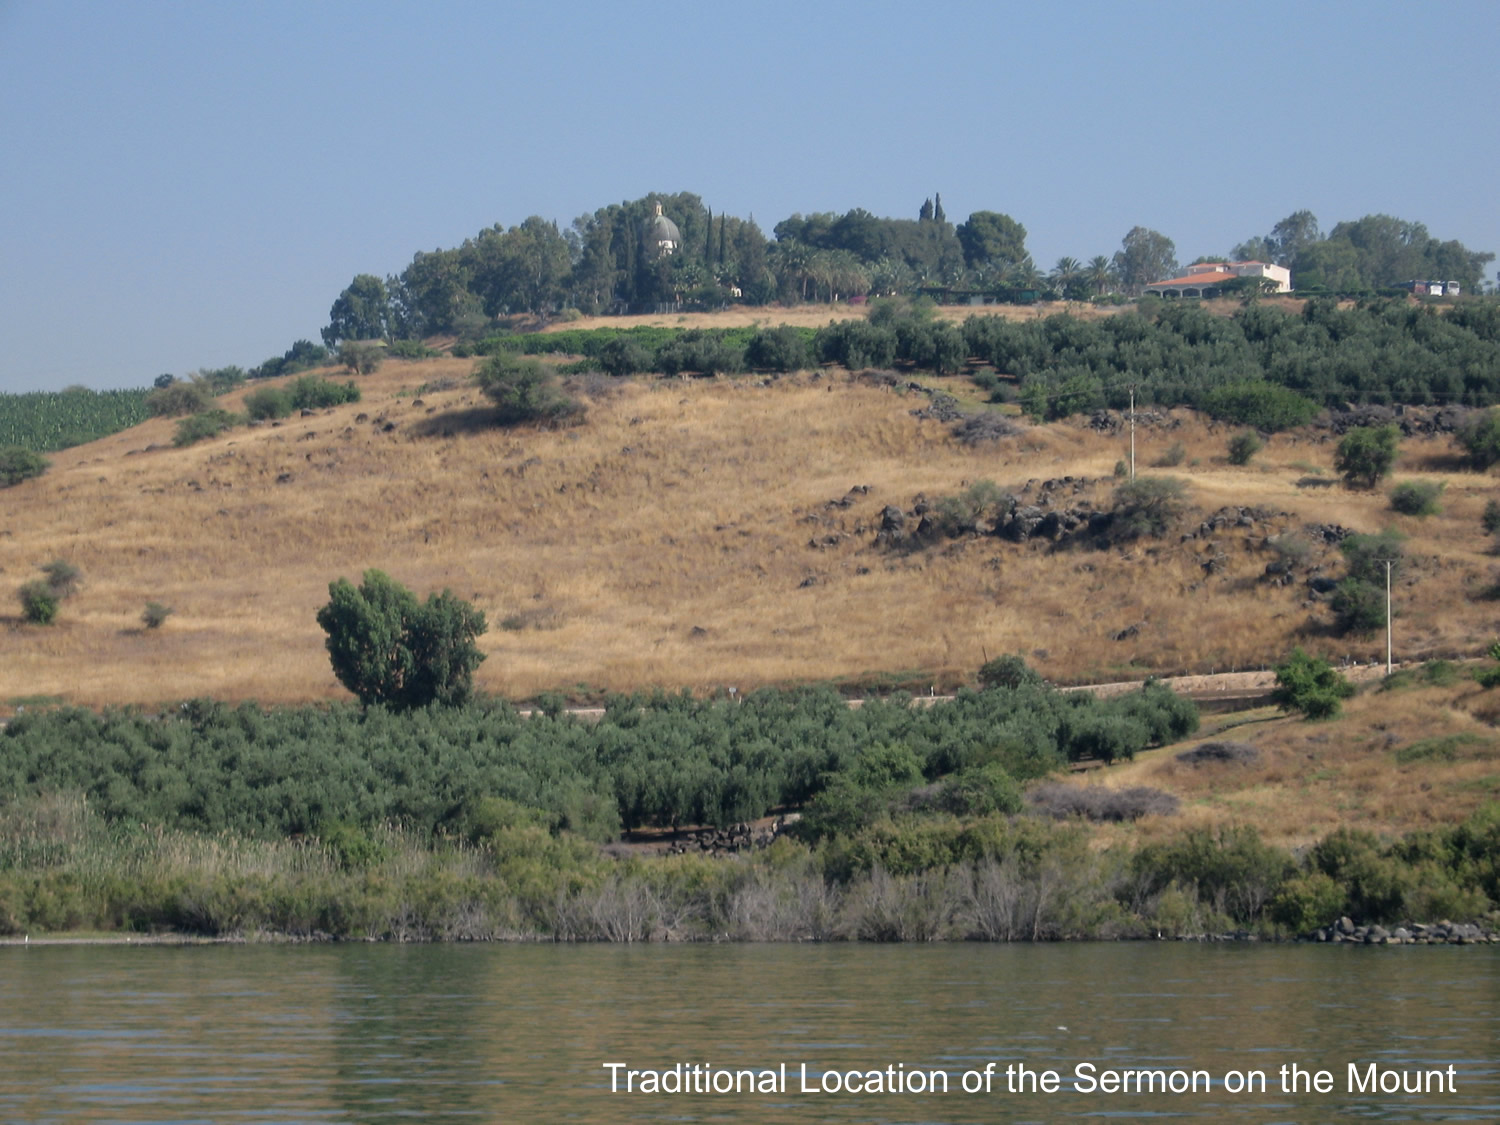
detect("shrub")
[1108,476,1188,541]
[1456,408,1500,470]
[40,559,81,598]
[316,569,488,709]
[1200,381,1318,432]
[1334,424,1399,488]
[141,602,173,629]
[338,341,385,375]
[1226,430,1263,466]
[1269,871,1346,932]
[288,376,360,410]
[16,559,80,625]
[475,355,583,426]
[1153,442,1185,468]
[1176,741,1259,766]
[1272,648,1355,719]
[1388,480,1444,517]
[17,580,58,625]
[146,377,215,418]
[0,446,49,487]
[598,337,653,377]
[1483,499,1500,535]
[173,410,239,447]
[977,654,1041,690]
[744,326,809,372]
[243,386,293,421]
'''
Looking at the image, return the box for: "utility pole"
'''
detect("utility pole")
[1129,384,1136,480]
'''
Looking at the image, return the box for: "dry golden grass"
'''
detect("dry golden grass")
[2,349,1496,711]
[1062,677,1500,849]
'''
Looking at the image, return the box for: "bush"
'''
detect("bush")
[0,446,49,487]
[1388,480,1444,517]
[316,569,488,709]
[173,410,239,447]
[1109,476,1188,541]
[1272,648,1355,719]
[16,560,80,626]
[977,654,1041,690]
[1456,408,1500,470]
[288,376,360,410]
[1153,442,1185,468]
[744,326,809,372]
[1028,783,1178,821]
[1200,381,1318,432]
[1483,499,1500,536]
[1226,430,1263,466]
[243,386,293,421]
[475,355,583,426]
[1334,424,1399,488]
[17,580,58,625]
[146,377,215,418]
[141,602,173,629]
[338,341,385,375]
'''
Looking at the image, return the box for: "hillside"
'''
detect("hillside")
[2,339,1497,711]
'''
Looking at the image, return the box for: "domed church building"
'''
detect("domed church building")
[645,201,682,258]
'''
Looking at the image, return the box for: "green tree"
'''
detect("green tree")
[1272,648,1356,719]
[1113,226,1178,295]
[1334,424,1399,488]
[338,341,385,375]
[322,274,393,347]
[316,569,487,709]
[16,559,81,625]
[955,211,1028,271]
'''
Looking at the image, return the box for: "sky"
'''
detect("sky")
[1,0,1497,392]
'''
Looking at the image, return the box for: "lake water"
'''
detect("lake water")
[0,942,1495,1123]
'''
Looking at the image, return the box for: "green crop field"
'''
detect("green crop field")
[0,387,151,452]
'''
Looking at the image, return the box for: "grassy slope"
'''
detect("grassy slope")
[0,308,1495,719]
[1050,675,1498,850]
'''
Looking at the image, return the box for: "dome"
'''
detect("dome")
[646,203,681,257]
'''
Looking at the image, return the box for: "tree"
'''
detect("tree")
[1113,227,1177,295]
[1269,210,1322,268]
[1456,409,1500,470]
[316,570,487,709]
[1334,424,1399,488]
[1272,648,1355,719]
[1085,254,1116,297]
[956,211,1028,271]
[323,274,393,346]
[1332,529,1403,634]
[16,559,81,625]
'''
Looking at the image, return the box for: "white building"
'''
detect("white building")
[1144,260,1293,298]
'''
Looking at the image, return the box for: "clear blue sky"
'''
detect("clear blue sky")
[2,0,1496,392]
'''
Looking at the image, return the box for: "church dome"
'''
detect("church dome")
[646,202,681,256]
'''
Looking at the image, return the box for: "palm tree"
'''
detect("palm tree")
[1086,255,1116,298]
[1051,257,1083,298]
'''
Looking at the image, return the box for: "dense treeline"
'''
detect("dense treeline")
[965,298,1500,421]
[318,193,1493,350]
[0,682,1196,844]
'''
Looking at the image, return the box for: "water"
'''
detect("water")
[0,943,1495,1123]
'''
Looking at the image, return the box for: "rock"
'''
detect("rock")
[1308,575,1339,594]
[879,505,906,534]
